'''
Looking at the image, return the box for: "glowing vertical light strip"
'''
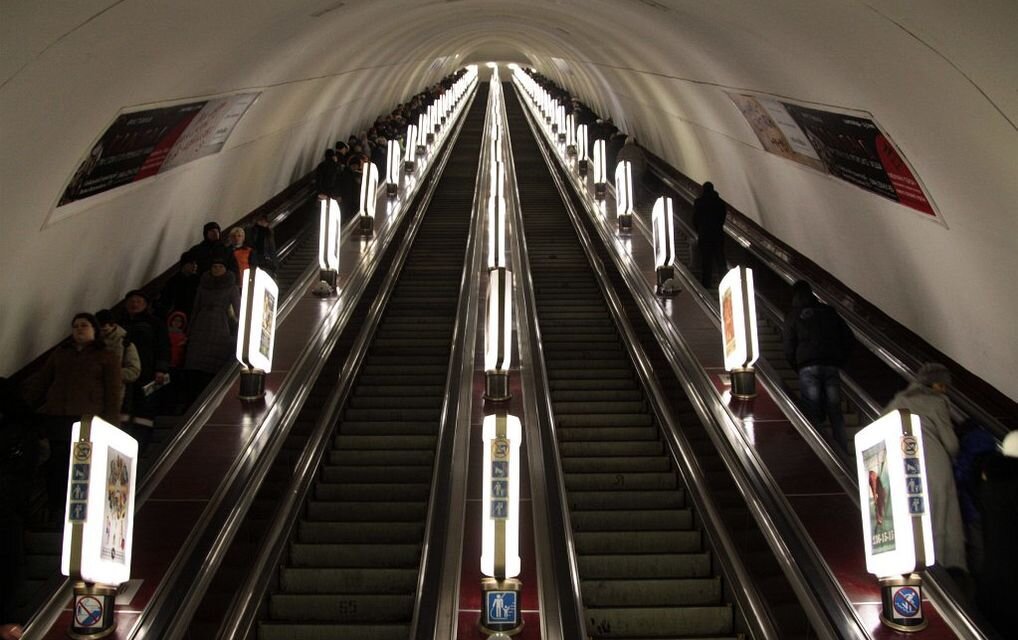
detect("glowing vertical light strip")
[386,140,401,188]
[488,160,506,269]
[565,114,576,147]
[481,413,522,579]
[318,198,341,271]
[652,196,676,269]
[484,268,513,372]
[358,160,379,220]
[577,124,588,160]
[404,125,418,165]
[615,160,634,216]
[593,139,607,185]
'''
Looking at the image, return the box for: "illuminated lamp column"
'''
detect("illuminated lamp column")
[404,124,418,174]
[551,101,560,135]
[652,196,678,295]
[317,197,341,291]
[556,104,567,142]
[236,267,279,400]
[488,160,507,270]
[417,113,430,156]
[576,124,589,175]
[718,266,759,399]
[479,412,524,634]
[593,139,608,199]
[429,103,440,136]
[854,410,935,632]
[62,416,138,639]
[357,160,379,235]
[385,140,401,197]
[543,92,552,125]
[565,114,576,156]
[614,159,634,232]
[484,268,513,401]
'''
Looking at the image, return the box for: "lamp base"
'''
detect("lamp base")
[426,133,435,145]
[557,133,567,143]
[879,574,927,632]
[386,183,398,198]
[730,367,757,400]
[617,213,633,232]
[578,159,589,176]
[484,370,511,402]
[479,577,523,636]
[656,266,678,296]
[359,215,374,236]
[404,160,416,175]
[68,582,117,639]
[594,182,606,200]
[317,269,337,293]
[239,368,266,401]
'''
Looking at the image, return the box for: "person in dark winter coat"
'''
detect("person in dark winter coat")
[976,431,1018,634]
[157,251,200,319]
[22,313,122,519]
[188,222,238,276]
[247,214,278,276]
[120,291,170,447]
[314,148,340,200]
[184,256,241,399]
[693,181,728,288]
[885,363,966,573]
[783,280,855,454]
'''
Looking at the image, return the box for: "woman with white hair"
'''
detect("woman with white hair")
[884,362,966,573]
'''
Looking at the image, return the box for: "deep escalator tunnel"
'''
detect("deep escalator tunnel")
[9,71,1015,640]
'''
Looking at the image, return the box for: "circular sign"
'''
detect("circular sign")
[74,595,103,628]
[73,442,92,462]
[901,436,918,457]
[892,586,921,618]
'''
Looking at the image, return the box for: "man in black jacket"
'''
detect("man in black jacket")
[783,280,855,454]
[693,181,727,288]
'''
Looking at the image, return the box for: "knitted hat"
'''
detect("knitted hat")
[915,362,951,387]
[203,221,221,235]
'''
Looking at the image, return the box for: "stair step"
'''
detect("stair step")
[269,593,412,622]
[581,577,722,606]
[577,552,712,579]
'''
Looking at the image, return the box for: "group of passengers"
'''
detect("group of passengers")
[314,74,463,213]
[526,69,1017,635]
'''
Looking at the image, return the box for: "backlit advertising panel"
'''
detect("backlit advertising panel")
[237,268,278,372]
[854,410,935,578]
[718,266,759,371]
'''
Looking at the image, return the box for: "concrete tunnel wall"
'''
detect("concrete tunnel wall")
[1,1,1016,399]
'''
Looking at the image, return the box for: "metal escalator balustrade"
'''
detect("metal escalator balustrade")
[507,93,741,640]
[255,96,485,640]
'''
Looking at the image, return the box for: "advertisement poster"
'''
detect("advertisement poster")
[259,287,276,362]
[101,447,131,564]
[864,441,896,554]
[729,93,936,217]
[60,93,258,206]
[721,288,736,361]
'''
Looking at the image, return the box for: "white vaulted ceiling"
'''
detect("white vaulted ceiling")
[1,1,1016,397]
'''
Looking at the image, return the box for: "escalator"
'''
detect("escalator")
[256,95,484,640]
[507,88,746,639]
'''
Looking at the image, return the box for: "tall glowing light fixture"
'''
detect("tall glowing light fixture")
[358,160,379,235]
[62,416,138,638]
[236,266,278,399]
[318,197,341,290]
[479,412,523,634]
[576,124,589,174]
[556,104,567,142]
[488,160,507,270]
[428,103,440,135]
[652,196,678,295]
[386,140,401,196]
[593,139,607,199]
[417,113,429,154]
[718,266,760,399]
[484,268,513,401]
[565,114,576,156]
[854,410,935,631]
[404,124,418,173]
[614,160,634,231]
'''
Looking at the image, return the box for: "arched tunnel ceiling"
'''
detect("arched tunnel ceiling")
[1,1,1016,397]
